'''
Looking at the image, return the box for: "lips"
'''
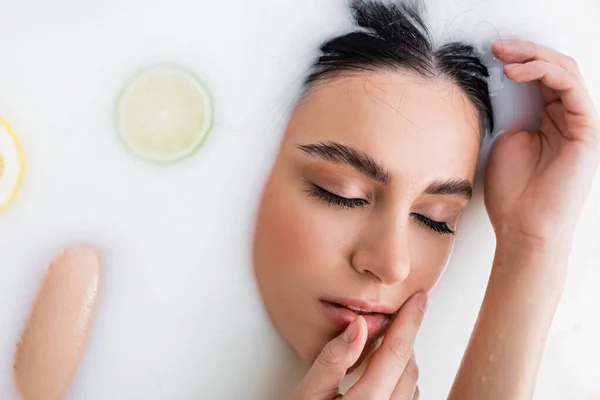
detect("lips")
[319,300,394,337]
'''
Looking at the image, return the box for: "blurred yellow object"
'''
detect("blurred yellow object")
[0,117,25,212]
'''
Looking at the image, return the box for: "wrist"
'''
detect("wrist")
[493,234,571,292]
[494,224,574,258]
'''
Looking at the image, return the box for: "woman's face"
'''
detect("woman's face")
[253,71,481,365]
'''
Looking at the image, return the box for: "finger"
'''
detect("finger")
[390,353,419,399]
[348,292,428,399]
[492,39,593,107]
[539,110,563,147]
[545,101,569,135]
[413,386,420,400]
[293,316,368,400]
[13,247,101,400]
[504,60,594,118]
[492,39,580,74]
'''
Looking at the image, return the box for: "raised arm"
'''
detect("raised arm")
[449,39,600,399]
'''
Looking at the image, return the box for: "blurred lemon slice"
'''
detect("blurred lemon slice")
[0,117,25,212]
[117,66,213,163]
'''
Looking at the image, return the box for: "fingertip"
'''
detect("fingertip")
[354,316,367,343]
[491,40,504,54]
[492,39,527,63]
[492,39,515,55]
[342,317,368,366]
[503,63,524,77]
[344,316,367,351]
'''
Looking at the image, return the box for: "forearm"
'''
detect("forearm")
[448,238,570,400]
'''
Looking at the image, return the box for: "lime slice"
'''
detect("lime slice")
[0,117,26,212]
[117,66,213,163]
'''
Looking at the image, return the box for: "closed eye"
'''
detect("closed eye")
[306,184,368,209]
[411,213,455,235]
[306,184,455,235]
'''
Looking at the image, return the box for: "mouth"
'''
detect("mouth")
[338,305,379,315]
[319,299,396,337]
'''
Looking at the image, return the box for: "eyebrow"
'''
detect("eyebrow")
[424,178,473,199]
[297,141,472,199]
[297,141,390,183]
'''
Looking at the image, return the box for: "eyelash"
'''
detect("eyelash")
[411,213,455,235]
[307,184,455,235]
[307,184,369,209]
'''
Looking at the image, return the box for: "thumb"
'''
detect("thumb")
[293,316,368,400]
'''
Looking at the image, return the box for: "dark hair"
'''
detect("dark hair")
[304,0,494,134]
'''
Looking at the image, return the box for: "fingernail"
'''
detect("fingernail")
[418,293,428,312]
[343,317,360,343]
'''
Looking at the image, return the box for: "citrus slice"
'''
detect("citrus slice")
[117,66,213,163]
[0,117,25,212]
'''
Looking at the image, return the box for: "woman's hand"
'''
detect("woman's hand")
[485,39,600,251]
[449,40,599,400]
[293,293,427,400]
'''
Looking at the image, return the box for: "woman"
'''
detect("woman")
[252,1,600,399]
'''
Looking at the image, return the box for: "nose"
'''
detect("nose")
[350,217,411,285]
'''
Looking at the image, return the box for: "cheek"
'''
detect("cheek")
[408,225,454,289]
[253,174,343,286]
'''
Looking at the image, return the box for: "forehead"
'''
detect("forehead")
[286,72,482,183]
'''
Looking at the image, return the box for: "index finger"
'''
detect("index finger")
[492,39,580,74]
[294,316,368,400]
[347,292,428,399]
[503,60,595,121]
